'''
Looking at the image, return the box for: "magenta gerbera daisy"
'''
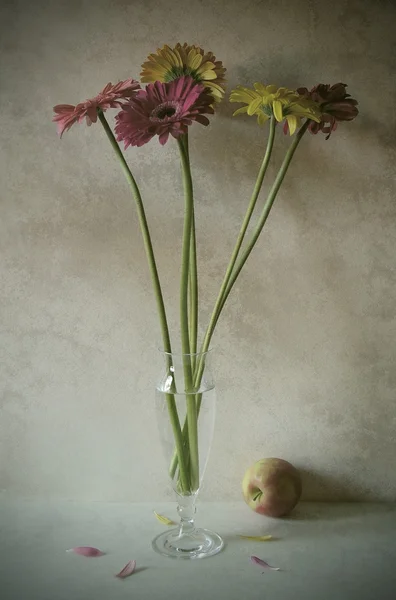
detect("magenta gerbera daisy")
[52,79,141,137]
[114,76,214,147]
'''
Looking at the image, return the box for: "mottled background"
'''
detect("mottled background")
[1,0,395,502]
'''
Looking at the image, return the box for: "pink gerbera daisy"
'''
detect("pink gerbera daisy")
[114,76,214,147]
[52,79,141,137]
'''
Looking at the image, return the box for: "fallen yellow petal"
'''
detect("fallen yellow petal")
[238,535,273,541]
[154,511,176,525]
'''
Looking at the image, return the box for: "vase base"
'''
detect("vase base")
[152,527,224,559]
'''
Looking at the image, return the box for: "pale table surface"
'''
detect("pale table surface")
[1,498,395,600]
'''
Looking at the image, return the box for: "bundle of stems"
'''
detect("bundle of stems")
[99,111,309,494]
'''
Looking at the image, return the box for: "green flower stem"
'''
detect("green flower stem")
[177,135,199,492]
[98,111,189,493]
[189,210,198,357]
[98,111,171,351]
[183,135,198,359]
[203,120,310,353]
[196,117,277,374]
[167,404,190,493]
[169,118,276,479]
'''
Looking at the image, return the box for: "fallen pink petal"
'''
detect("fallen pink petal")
[115,560,136,578]
[66,546,105,557]
[250,556,280,571]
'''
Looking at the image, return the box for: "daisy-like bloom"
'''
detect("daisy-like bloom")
[140,43,226,103]
[230,83,321,135]
[115,76,214,148]
[297,83,359,139]
[52,79,141,136]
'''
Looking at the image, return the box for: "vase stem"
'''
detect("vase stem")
[177,494,197,536]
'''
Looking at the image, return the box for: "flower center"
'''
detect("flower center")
[157,106,176,119]
[150,101,179,122]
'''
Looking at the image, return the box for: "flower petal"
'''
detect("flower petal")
[198,69,218,80]
[115,560,136,578]
[286,114,298,135]
[253,82,268,95]
[194,114,210,126]
[196,61,216,75]
[250,556,280,570]
[53,104,76,115]
[247,96,263,116]
[265,85,278,95]
[232,106,248,117]
[190,53,203,70]
[154,511,176,525]
[257,111,269,126]
[230,87,259,103]
[67,546,105,557]
[159,130,170,145]
[272,100,284,122]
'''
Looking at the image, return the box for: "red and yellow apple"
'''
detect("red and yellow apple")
[242,458,302,517]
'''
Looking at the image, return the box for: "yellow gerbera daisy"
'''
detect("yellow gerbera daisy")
[140,43,226,103]
[230,83,321,134]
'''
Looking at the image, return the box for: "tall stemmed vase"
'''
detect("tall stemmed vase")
[153,350,223,559]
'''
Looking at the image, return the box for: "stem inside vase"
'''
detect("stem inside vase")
[161,351,213,492]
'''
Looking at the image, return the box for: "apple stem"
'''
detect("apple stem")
[252,491,263,502]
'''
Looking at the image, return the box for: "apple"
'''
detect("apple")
[242,458,302,517]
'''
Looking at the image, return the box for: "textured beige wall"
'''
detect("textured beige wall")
[1,0,395,502]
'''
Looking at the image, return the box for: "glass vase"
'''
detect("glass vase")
[152,350,224,559]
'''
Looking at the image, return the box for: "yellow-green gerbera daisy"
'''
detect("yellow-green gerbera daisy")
[140,43,226,102]
[230,83,321,134]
